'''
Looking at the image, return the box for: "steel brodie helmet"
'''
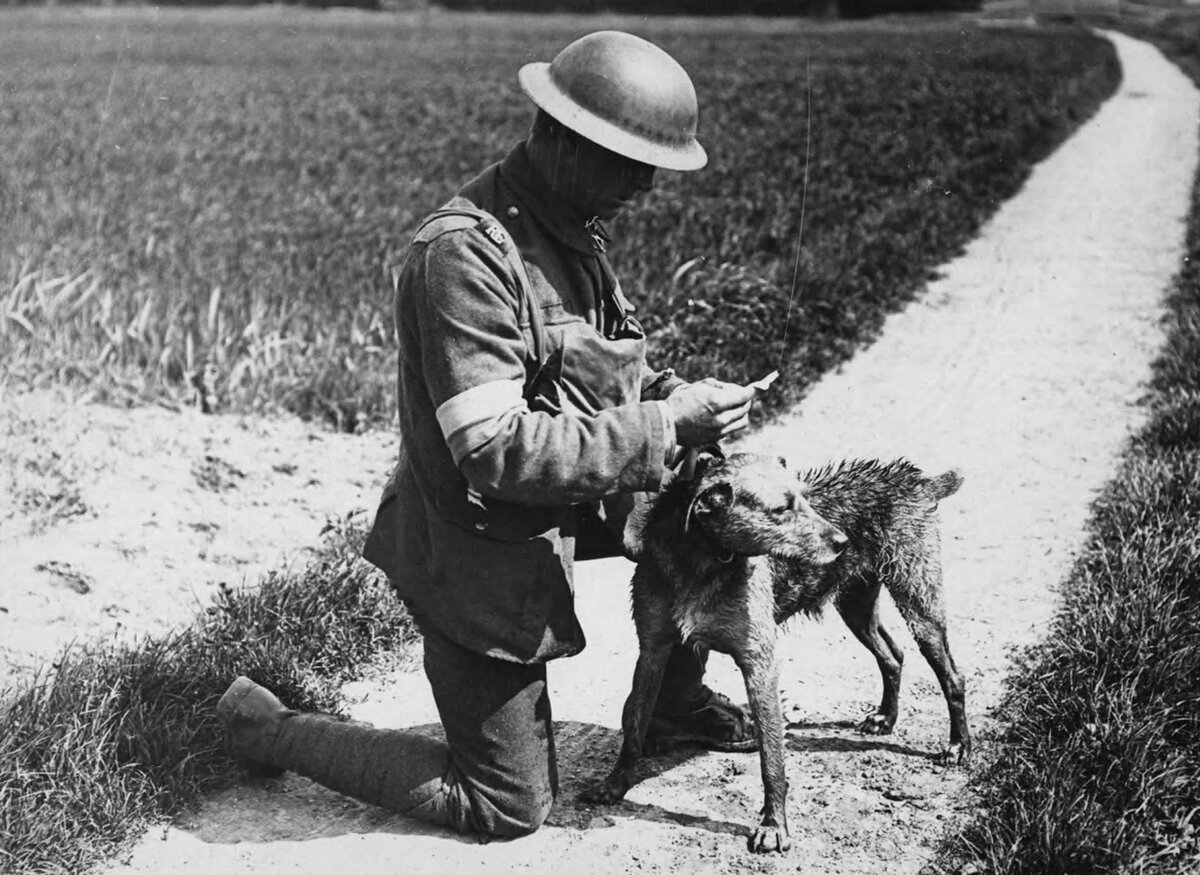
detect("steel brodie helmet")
[518,31,707,172]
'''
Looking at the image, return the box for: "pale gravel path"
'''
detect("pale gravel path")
[0,391,395,690]
[109,30,1198,875]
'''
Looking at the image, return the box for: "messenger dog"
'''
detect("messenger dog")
[583,450,968,853]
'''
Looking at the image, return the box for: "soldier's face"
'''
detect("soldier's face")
[555,135,657,220]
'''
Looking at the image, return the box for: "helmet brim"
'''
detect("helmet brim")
[519,62,708,173]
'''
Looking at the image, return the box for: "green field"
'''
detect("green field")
[0,7,1118,427]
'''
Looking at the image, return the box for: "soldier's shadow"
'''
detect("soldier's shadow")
[182,720,463,846]
[184,720,747,845]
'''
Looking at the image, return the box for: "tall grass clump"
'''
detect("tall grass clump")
[937,27,1200,865]
[0,10,1119,427]
[945,453,1200,872]
[0,514,415,875]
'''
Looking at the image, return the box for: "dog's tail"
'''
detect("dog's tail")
[929,469,964,501]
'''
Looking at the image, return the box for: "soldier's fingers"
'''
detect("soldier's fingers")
[696,382,753,408]
[724,387,756,409]
[724,400,753,421]
[720,412,751,436]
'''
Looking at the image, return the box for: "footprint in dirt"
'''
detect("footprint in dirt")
[192,455,246,492]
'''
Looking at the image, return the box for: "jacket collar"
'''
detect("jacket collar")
[496,141,610,256]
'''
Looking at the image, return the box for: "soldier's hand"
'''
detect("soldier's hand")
[666,380,756,446]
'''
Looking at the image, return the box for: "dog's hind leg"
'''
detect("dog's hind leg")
[890,582,970,764]
[836,575,905,736]
[905,617,969,764]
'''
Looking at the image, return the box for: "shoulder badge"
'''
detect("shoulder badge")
[477,219,510,252]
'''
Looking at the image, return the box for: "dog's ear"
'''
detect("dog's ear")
[685,481,734,533]
[697,481,734,512]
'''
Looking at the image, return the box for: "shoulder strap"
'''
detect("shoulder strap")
[413,206,546,368]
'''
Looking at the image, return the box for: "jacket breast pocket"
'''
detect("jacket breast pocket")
[525,318,646,419]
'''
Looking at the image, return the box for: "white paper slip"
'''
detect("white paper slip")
[749,370,779,392]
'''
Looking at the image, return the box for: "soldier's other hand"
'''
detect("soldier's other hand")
[666,381,755,446]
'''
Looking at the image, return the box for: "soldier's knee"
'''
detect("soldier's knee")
[473,783,554,838]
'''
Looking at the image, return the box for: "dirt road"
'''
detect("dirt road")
[74,27,1198,875]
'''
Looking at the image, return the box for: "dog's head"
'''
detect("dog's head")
[684,453,847,565]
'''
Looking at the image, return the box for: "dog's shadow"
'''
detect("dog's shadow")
[557,718,937,836]
[550,721,748,838]
[784,718,938,760]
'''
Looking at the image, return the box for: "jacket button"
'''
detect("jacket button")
[474,521,488,531]
[505,206,519,219]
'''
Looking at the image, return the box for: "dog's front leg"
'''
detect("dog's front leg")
[583,641,673,804]
[737,641,791,853]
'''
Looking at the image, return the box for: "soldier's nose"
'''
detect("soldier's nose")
[625,161,656,196]
[636,166,656,195]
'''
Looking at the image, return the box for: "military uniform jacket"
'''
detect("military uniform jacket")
[364,142,685,664]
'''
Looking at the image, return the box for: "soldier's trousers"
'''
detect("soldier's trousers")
[243,624,707,838]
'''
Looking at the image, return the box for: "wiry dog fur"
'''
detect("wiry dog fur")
[584,451,968,853]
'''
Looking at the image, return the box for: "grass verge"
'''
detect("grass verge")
[0,514,415,875]
[936,17,1200,873]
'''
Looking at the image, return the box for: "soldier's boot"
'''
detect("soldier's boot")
[216,676,470,830]
[216,676,293,777]
[646,645,759,753]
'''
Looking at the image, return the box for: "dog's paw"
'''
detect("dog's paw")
[748,823,791,854]
[856,713,896,736]
[580,775,631,805]
[934,741,970,767]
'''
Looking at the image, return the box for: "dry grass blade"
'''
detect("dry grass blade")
[4,310,36,338]
[206,286,222,342]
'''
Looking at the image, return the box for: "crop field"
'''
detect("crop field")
[0,8,1119,428]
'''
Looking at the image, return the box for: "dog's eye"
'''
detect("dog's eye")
[770,492,797,515]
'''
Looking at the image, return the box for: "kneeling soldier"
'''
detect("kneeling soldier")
[219,30,757,838]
